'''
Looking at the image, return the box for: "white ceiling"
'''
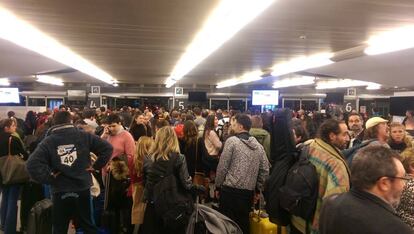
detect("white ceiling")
[306,47,414,88]
[0,0,414,88]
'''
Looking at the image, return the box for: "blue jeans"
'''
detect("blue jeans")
[1,184,21,234]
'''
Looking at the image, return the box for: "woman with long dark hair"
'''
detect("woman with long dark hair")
[179,120,203,178]
[129,112,148,141]
[0,118,28,234]
[203,114,222,173]
[24,111,37,136]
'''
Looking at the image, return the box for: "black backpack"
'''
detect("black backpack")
[153,154,194,230]
[279,146,318,220]
[265,146,318,225]
[264,150,297,226]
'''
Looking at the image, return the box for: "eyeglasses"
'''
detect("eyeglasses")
[385,174,412,182]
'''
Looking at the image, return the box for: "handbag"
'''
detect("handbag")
[0,136,30,185]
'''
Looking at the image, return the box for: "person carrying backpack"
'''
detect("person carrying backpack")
[140,126,205,234]
[289,119,351,234]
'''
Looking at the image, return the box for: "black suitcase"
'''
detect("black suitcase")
[27,199,53,234]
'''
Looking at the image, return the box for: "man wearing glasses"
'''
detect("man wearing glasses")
[319,145,412,234]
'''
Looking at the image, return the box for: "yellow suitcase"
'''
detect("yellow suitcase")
[250,210,287,234]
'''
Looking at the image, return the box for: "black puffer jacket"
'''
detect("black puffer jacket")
[142,153,193,202]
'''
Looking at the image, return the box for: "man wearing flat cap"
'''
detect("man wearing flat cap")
[343,117,390,165]
[363,117,390,147]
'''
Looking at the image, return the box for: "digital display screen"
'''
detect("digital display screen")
[252,90,279,105]
[0,88,20,103]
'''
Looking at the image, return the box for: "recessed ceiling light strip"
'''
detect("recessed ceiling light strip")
[0,78,10,86]
[36,75,64,86]
[0,7,118,85]
[166,0,276,88]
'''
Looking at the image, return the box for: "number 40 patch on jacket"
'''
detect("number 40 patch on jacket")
[57,144,78,167]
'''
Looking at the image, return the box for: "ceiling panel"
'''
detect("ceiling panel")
[305,47,414,88]
[1,0,414,87]
[0,38,67,79]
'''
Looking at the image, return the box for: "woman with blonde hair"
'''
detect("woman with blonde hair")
[139,126,204,234]
[388,122,414,153]
[131,136,154,226]
[396,148,414,229]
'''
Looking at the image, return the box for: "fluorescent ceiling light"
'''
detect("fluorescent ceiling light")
[36,75,64,86]
[165,0,275,86]
[272,76,315,88]
[0,78,10,86]
[365,26,414,55]
[216,71,263,88]
[271,53,334,77]
[165,78,176,88]
[0,7,117,85]
[366,84,381,90]
[315,79,380,90]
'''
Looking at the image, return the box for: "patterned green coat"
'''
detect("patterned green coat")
[291,138,351,234]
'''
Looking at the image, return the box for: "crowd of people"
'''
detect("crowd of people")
[0,105,414,234]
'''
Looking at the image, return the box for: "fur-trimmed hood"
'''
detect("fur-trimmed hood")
[110,158,129,180]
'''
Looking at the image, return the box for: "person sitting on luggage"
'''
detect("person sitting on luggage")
[319,146,412,234]
[215,114,270,234]
[140,126,204,234]
[26,111,113,234]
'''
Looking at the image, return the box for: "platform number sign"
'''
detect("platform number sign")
[174,99,187,110]
[87,97,100,108]
[344,100,357,113]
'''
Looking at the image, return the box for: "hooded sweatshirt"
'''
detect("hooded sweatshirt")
[249,128,271,160]
[215,132,270,191]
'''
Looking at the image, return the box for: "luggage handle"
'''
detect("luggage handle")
[195,195,199,223]
[254,190,264,220]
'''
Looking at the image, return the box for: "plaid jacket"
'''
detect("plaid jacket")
[291,138,351,234]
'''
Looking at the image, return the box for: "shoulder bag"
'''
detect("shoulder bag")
[0,136,30,185]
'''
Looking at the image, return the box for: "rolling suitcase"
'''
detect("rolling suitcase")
[250,209,287,234]
[27,199,53,234]
[250,192,287,234]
